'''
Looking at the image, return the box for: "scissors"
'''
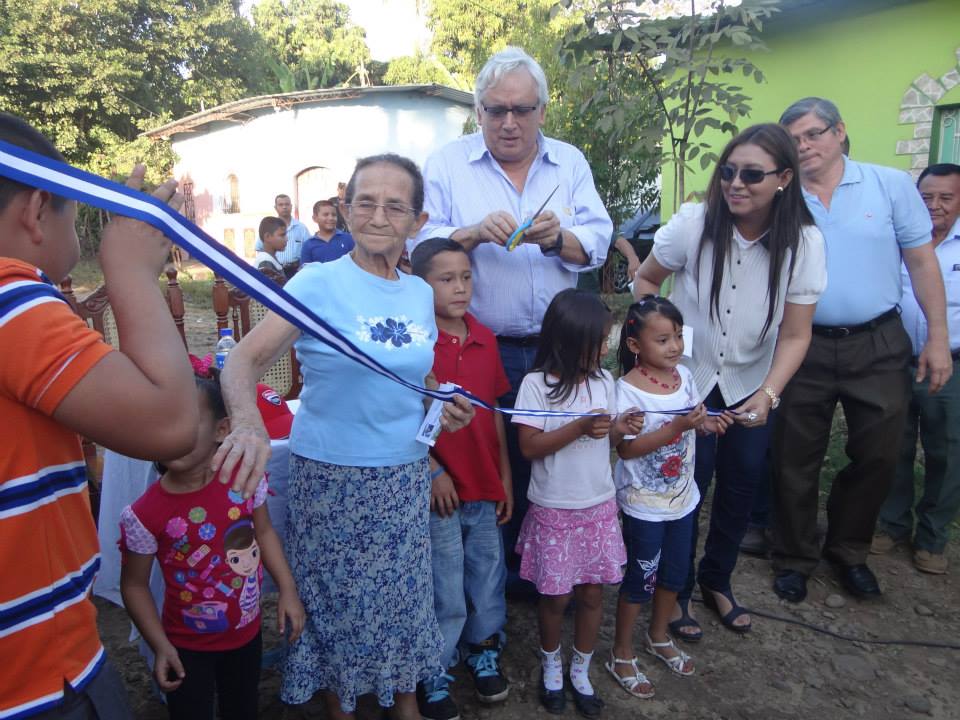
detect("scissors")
[505,185,560,251]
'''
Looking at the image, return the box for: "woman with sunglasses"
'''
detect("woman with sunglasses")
[632,123,826,640]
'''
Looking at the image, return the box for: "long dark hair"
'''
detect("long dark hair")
[533,288,612,404]
[618,295,685,375]
[697,123,814,340]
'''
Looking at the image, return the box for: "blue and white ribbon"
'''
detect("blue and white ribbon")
[0,140,718,419]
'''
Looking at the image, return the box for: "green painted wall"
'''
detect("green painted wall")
[660,0,960,218]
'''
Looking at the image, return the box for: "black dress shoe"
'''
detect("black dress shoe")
[568,682,604,719]
[538,675,565,715]
[773,570,807,602]
[837,563,881,599]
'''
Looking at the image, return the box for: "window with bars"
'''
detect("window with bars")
[223,174,240,214]
[933,105,960,164]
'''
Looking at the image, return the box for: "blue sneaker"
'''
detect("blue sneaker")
[465,636,509,703]
[416,672,459,720]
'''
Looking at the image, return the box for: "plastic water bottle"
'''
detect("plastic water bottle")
[215,328,236,370]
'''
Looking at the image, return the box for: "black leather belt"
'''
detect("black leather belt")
[497,334,541,348]
[812,307,899,339]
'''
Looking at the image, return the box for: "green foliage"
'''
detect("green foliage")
[560,0,781,213]
[252,0,374,88]
[384,51,465,88]
[0,0,266,166]
[548,49,660,228]
[426,0,659,226]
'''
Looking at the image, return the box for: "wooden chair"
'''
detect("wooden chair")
[212,274,302,400]
[59,267,188,349]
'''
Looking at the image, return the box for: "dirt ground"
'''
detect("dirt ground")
[96,504,960,720]
[85,268,960,719]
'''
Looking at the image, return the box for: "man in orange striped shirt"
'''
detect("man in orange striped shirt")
[0,114,199,719]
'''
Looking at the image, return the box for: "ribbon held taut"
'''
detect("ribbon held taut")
[0,140,715,418]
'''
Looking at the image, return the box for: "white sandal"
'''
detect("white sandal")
[604,653,655,698]
[645,633,695,677]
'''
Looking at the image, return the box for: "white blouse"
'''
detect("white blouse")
[652,202,827,403]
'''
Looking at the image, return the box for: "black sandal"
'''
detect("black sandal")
[699,583,752,634]
[667,600,703,643]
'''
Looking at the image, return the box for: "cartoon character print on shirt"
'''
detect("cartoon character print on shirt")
[177,491,260,633]
[223,518,262,630]
[355,315,430,349]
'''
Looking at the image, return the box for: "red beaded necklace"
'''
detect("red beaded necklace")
[639,366,680,391]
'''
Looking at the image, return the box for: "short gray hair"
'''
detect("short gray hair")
[779,97,843,128]
[474,47,549,112]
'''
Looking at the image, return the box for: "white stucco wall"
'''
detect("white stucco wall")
[169,92,473,257]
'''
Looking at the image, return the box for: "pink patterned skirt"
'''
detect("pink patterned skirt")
[516,498,626,596]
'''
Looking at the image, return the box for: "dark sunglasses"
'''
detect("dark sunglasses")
[719,164,781,185]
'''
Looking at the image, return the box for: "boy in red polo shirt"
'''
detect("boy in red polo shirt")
[411,238,512,720]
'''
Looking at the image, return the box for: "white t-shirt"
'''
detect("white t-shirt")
[254,251,283,272]
[512,370,617,510]
[613,366,700,521]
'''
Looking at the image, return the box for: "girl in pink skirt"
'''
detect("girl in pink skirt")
[512,289,643,718]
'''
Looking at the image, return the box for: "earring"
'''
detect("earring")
[776,186,784,195]
[634,353,639,367]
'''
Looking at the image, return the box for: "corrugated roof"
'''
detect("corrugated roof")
[143,84,475,139]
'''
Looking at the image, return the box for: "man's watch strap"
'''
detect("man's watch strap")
[541,232,564,257]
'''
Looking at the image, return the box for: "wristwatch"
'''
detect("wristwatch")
[540,232,564,257]
[761,386,780,410]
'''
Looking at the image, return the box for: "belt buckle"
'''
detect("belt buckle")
[835,327,851,338]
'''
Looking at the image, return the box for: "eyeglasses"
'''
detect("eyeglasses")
[791,125,834,146]
[345,201,416,221]
[719,164,781,185]
[481,104,539,119]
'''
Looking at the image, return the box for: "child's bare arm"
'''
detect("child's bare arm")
[253,504,305,643]
[618,405,705,459]
[517,411,607,460]
[617,418,684,460]
[120,551,184,691]
[53,168,197,459]
[494,410,513,525]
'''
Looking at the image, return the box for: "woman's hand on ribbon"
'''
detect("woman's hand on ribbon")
[440,394,475,433]
[211,421,272,499]
[733,390,772,427]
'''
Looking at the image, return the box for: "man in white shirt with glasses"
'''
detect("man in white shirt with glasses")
[414,45,612,720]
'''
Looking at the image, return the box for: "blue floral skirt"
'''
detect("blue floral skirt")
[281,455,442,711]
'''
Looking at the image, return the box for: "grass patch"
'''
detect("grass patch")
[65,258,213,310]
[176,261,215,310]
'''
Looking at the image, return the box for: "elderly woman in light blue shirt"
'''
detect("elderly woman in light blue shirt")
[217,154,474,720]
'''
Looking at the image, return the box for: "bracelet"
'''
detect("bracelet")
[430,467,445,480]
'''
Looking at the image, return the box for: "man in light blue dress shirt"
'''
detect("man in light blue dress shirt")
[771,98,952,604]
[876,164,960,575]
[415,46,612,717]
